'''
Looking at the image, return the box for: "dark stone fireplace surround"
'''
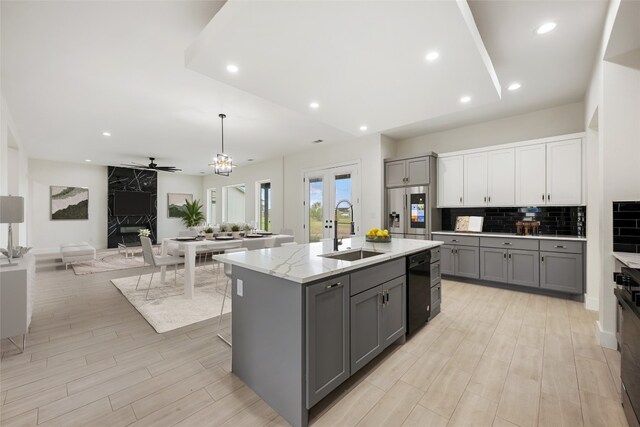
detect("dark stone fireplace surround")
[107,166,158,248]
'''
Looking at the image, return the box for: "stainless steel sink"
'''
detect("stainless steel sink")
[319,249,384,262]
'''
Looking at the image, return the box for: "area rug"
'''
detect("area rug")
[72,250,145,275]
[110,267,231,333]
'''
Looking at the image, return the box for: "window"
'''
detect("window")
[223,184,245,223]
[258,181,271,231]
[207,188,216,224]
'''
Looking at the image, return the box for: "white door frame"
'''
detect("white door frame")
[302,160,361,243]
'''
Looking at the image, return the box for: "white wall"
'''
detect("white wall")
[395,102,585,156]
[28,159,204,251]
[202,157,284,233]
[156,172,204,240]
[283,134,385,241]
[1,95,29,248]
[28,159,108,252]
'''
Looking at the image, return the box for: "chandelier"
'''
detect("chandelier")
[209,113,234,176]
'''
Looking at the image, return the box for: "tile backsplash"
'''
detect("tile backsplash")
[613,201,640,253]
[441,206,586,236]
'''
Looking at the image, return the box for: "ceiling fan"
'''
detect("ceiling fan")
[122,157,181,172]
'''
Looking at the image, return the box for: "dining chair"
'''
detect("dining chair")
[217,247,248,347]
[274,235,295,247]
[137,236,183,300]
[263,237,277,248]
[279,228,294,236]
[242,238,267,251]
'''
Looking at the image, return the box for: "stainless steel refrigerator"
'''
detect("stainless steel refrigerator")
[386,186,437,239]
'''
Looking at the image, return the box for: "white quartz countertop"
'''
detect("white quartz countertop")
[213,237,443,283]
[613,252,640,268]
[432,231,587,242]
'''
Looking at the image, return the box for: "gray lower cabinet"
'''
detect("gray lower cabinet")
[440,245,455,275]
[382,277,406,347]
[480,248,508,283]
[508,250,539,288]
[350,276,406,374]
[306,275,350,407]
[440,244,479,279]
[540,251,583,294]
[350,285,383,374]
[455,246,480,279]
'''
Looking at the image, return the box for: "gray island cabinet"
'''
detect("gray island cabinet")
[215,238,441,427]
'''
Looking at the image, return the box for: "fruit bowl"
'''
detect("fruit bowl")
[366,235,391,243]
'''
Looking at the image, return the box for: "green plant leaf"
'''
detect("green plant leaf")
[180,199,205,228]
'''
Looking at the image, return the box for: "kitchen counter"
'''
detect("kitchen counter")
[613,252,640,268]
[214,236,443,283]
[432,231,586,242]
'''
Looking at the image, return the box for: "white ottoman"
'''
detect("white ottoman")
[60,242,96,269]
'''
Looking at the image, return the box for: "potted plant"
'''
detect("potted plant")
[231,223,241,238]
[179,199,205,229]
[204,227,214,239]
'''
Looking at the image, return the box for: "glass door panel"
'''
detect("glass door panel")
[259,182,271,231]
[307,177,325,242]
[334,173,352,239]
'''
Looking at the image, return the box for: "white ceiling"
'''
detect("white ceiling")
[0,1,353,175]
[385,0,608,139]
[1,1,608,174]
[186,0,501,136]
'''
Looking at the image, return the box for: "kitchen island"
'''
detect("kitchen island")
[214,237,442,427]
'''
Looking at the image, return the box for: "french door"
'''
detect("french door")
[304,163,360,243]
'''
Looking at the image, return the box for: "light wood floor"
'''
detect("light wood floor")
[0,254,627,427]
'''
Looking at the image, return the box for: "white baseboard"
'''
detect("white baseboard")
[597,320,617,349]
[585,295,599,311]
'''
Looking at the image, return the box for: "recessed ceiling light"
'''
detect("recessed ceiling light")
[359,125,368,131]
[425,51,439,62]
[508,82,522,91]
[309,102,319,109]
[84,159,92,162]
[460,96,471,103]
[312,139,323,144]
[102,132,111,137]
[226,64,239,73]
[536,22,557,35]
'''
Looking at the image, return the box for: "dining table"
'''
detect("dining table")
[159,235,286,299]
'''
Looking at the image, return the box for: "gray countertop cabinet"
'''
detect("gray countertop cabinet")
[440,245,455,276]
[508,249,540,288]
[540,251,583,294]
[306,275,350,408]
[480,247,508,283]
[456,246,480,279]
[350,284,384,374]
[382,277,406,347]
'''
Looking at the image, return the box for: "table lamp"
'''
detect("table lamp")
[0,196,25,267]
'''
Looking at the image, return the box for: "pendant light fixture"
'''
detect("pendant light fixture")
[209,113,234,176]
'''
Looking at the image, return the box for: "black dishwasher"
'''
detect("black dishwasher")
[407,250,431,334]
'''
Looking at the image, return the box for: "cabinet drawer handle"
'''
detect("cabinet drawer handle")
[548,194,551,201]
[554,245,566,249]
[503,253,507,259]
[460,196,463,203]
[508,254,512,259]
[385,291,390,303]
[326,282,342,289]
[451,239,459,242]
[488,196,491,202]
[541,256,544,262]
[503,242,512,245]
[542,194,545,201]
[484,196,486,202]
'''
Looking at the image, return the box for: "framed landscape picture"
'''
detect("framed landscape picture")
[50,186,89,220]
[167,193,193,218]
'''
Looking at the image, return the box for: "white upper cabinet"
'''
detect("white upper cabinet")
[385,157,429,187]
[546,139,582,205]
[515,144,547,205]
[438,156,464,207]
[463,152,488,206]
[487,149,515,206]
